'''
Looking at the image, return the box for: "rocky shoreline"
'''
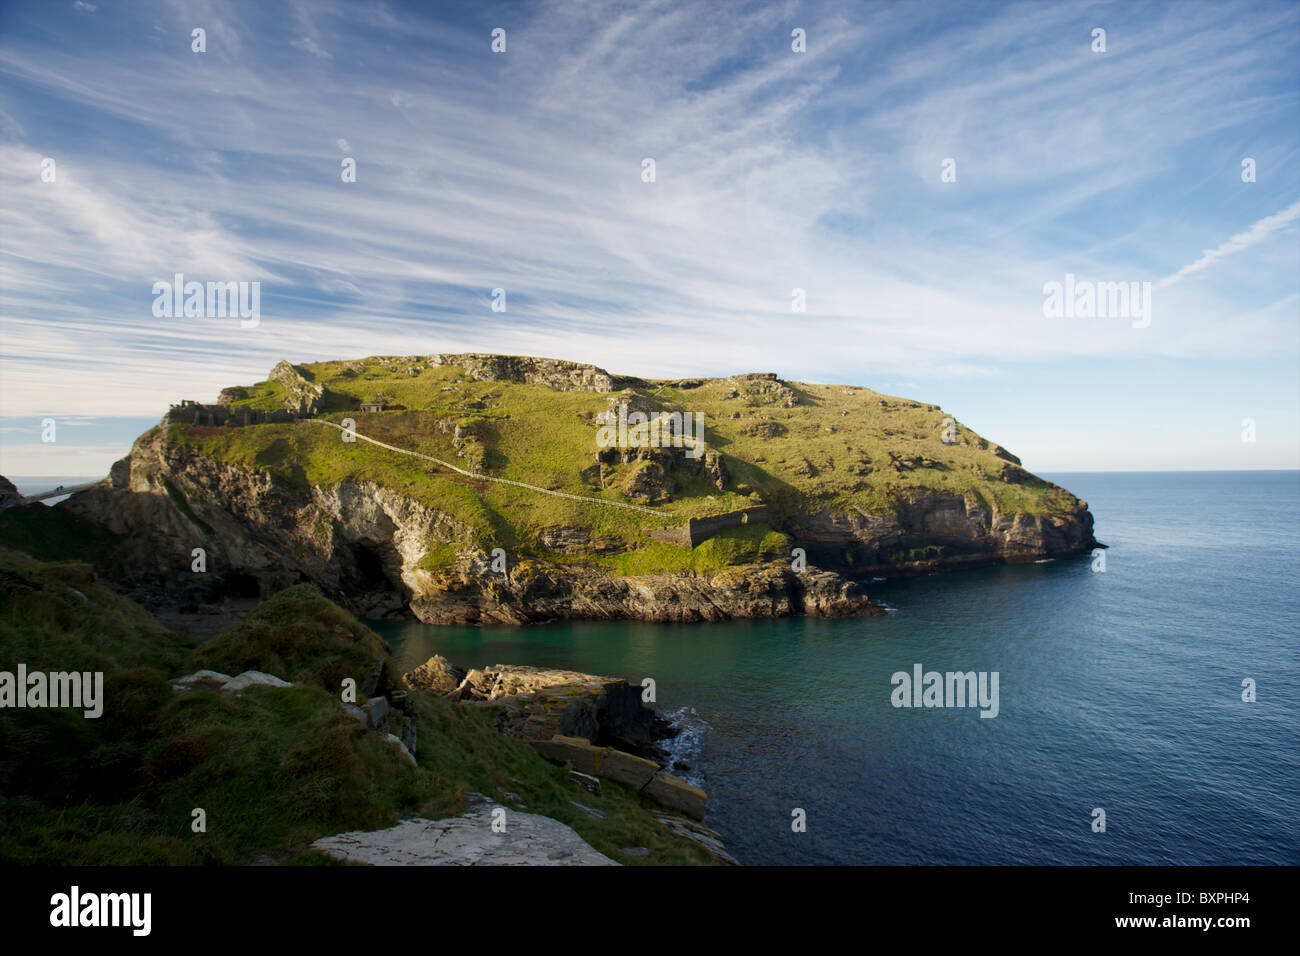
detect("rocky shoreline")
[401,655,736,862]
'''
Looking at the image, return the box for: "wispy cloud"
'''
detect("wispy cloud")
[0,0,1296,455]
[1158,199,1300,288]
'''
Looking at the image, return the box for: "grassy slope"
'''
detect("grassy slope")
[0,548,714,865]
[173,355,1081,567]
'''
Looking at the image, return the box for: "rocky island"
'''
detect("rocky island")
[44,353,1097,625]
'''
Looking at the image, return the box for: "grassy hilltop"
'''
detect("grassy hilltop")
[169,354,1082,575]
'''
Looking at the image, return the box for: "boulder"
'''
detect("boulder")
[363,696,390,731]
[529,736,661,795]
[530,735,601,775]
[169,669,233,692]
[219,670,291,693]
[643,771,707,821]
[650,811,738,865]
[599,748,660,791]
[311,793,618,865]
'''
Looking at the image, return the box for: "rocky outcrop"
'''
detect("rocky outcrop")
[404,658,707,820]
[530,735,707,820]
[409,560,883,626]
[269,360,324,416]
[406,658,668,758]
[310,793,619,866]
[650,812,738,865]
[0,475,24,511]
[429,354,617,392]
[62,427,473,618]
[402,654,466,696]
[783,491,1096,572]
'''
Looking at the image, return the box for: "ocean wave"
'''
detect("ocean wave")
[660,706,708,788]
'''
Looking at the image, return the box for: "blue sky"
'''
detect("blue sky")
[1,0,1298,477]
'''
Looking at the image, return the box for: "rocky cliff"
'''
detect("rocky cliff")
[55,353,1098,625]
[61,427,880,624]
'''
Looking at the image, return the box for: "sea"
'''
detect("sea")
[373,471,1300,866]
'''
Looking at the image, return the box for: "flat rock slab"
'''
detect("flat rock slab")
[310,794,618,866]
[221,670,292,693]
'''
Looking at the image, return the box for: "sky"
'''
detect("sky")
[1,0,1298,478]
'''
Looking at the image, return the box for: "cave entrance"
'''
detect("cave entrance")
[354,543,391,589]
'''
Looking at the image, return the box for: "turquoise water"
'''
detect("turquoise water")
[374,472,1300,865]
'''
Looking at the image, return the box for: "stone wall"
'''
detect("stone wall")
[166,401,298,427]
[648,505,772,548]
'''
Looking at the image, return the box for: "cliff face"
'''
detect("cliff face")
[66,428,471,619]
[64,429,882,624]
[786,493,1096,572]
[408,559,881,626]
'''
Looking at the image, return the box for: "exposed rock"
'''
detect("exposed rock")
[221,670,292,693]
[411,560,883,627]
[784,494,1096,573]
[621,460,672,502]
[538,527,625,556]
[731,373,799,408]
[62,427,475,619]
[643,771,707,820]
[571,802,606,819]
[363,696,390,730]
[0,475,24,510]
[740,420,787,439]
[310,793,618,866]
[430,354,616,393]
[597,748,661,790]
[650,811,739,865]
[428,663,665,758]
[403,655,467,696]
[269,360,324,416]
[169,669,293,695]
[169,669,233,692]
[529,735,704,819]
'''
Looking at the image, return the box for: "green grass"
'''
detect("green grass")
[590,523,792,575]
[0,546,718,866]
[173,354,1085,573]
[0,503,123,564]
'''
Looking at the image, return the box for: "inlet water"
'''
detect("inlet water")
[375,472,1300,865]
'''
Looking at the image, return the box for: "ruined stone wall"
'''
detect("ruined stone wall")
[166,403,298,427]
[648,505,772,548]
